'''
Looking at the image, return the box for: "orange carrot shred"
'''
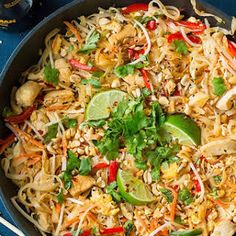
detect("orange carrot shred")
[64,21,82,42]
[166,186,178,222]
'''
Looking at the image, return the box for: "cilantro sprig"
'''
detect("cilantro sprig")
[78,30,100,54]
[212,77,227,96]
[43,64,59,85]
[173,40,188,55]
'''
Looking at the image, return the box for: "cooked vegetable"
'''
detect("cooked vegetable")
[44,64,59,85]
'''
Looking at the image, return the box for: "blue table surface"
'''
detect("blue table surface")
[0,0,235,235]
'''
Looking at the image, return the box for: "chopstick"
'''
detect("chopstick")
[0,216,25,236]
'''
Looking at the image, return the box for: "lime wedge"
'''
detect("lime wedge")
[163,114,201,146]
[85,90,127,121]
[117,169,155,205]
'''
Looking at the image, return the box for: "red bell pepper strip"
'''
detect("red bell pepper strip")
[175,21,206,31]
[167,32,184,43]
[122,3,148,14]
[146,20,157,31]
[193,179,201,192]
[108,161,119,183]
[63,233,72,236]
[92,163,109,172]
[167,32,201,44]
[100,227,124,235]
[140,69,151,91]
[69,59,97,71]
[128,48,145,60]
[0,133,15,155]
[80,230,91,236]
[228,39,236,58]
[4,105,35,124]
[172,88,180,96]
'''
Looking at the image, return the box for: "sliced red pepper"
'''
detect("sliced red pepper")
[140,69,151,91]
[175,21,206,31]
[193,179,201,192]
[167,32,201,44]
[146,20,157,31]
[128,48,145,60]
[100,226,124,235]
[122,3,148,14]
[69,59,97,71]
[4,105,35,124]
[63,233,72,236]
[92,163,109,172]
[108,161,119,183]
[80,230,91,236]
[172,88,180,96]
[167,32,184,43]
[228,39,236,58]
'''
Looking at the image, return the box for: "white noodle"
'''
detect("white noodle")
[149,222,171,236]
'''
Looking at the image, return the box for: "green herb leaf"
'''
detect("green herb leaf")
[178,187,193,205]
[63,117,77,129]
[213,175,222,184]
[174,215,185,225]
[57,188,64,204]
[173,40,188,55]
[67,44,74,53]
[63,171,72,190]
[78,31,100,54]
[2,106,15,117]
[106,181,122,202]
[44,123,58,143]
[124,220,134,236]
[114,64,135,78]
[79,157,92,175]
[210,187,219,200]
[81,78,101,88]
[136,16,154,24]
[160,188,173,203]
[43,64,59,85]
[67,150,81,172]
[86,119,106,128]
[212,77,227,96]
[92,71,104,78]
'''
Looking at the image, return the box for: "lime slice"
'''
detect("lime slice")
[85,90,127,121]
[163,114,201,146]
[117,169,155,205]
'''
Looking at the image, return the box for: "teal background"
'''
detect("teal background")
[0,0,235,235]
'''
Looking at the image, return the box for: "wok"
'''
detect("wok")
[0,0,233,235]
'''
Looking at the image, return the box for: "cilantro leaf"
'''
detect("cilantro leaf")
[178,187,193,205]
[114,64,135,78]
[44,123,58,143]
[136,16,154,24]
[160,188,173,203]
[212,77,226,96]
[213,175,222,184]
[92,71,104,78]
[151,102,166,127]
[124,220,134,236]
[79,157,92,175]
[62,150,81,190]
[78,31,100,54]
[63,117,77,129]
[57,188,64,204]
[43,64,59,85]
[81,78,101,88]
[67,150,81,172]
[173,40,188,55]
[106,181,122,202]
[86,119,106,128]
[2,106,15,117]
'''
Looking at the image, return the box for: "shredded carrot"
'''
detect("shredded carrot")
[11,125,44,149]
[150,218,159,231]
[62,135,67,158]
[55,203,61,215]
[64,21,82,42]
[27,157,41,166]
[87,212,96,222]
[166,186,178,222]
[161,229,169,236]
[46,105,69,111]
[63,216,79,229]
[0,134,15,154]
[211,198,230,209]
[14,153,42,160]
[134,210,149,232]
